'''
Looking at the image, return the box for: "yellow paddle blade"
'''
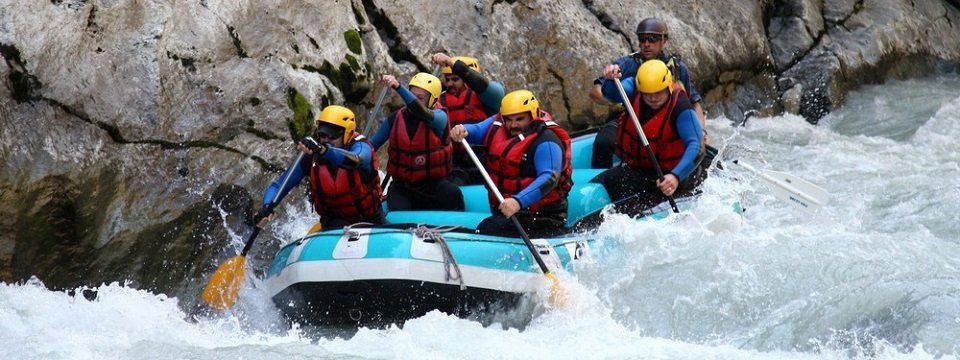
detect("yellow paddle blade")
[307,221,323,234]
[201,255,247,311]
[545,272,566,308]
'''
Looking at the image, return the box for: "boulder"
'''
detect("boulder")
[0,0,958,303]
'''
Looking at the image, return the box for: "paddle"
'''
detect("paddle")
[612,77,680,213]
[361,86,390,136]
[201,152,305,310]
[459,140,565,306]
[732,160,830,214]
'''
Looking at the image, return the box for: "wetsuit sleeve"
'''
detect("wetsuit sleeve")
[463,115,495,145]
[425,109,449,137]
[675,61,702,104]
[601,76,636,104]
[321,140,374,173]
[669,109,703,181]
[396,85,448,137]
[261,155,308,206]
[369,113,392,149]
[513,140,563,208]
[453,60,505,112]
[396,85,418,105]
[477,81,505,113]
[597,54,639,100]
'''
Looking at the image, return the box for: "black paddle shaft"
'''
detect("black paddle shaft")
[510,216,552,275]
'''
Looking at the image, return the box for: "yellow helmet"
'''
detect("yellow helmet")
[636,59,673,94]
[500,89,540,121]
[315,105,356,143]
[441,56,481,74]
[409,72,442,107]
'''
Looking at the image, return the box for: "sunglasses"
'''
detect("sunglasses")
[638,34,664,44]
[317,131,343,140]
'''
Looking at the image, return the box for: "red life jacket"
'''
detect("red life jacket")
[308,132,383,223]
[615,83,691,170]
[385,109,454,183]
[441,89,491,161]
[482,111,573,214]
[440,89,490,126]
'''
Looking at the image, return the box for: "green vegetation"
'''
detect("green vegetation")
[344,28,363,54]
[286,88,314,138]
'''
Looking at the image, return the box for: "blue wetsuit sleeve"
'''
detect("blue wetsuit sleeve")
[396,85,417,104]
[601,76,636,104]
[597,54,639,100]
[261,156,307,206]
[477,81,505,112]
[453,61,505,113]
[426,109,448,137]
[675,62,702,104]
[370,114,391,149]
[669,109,703,181]
[514,141,563,208]
[321,140,374,173]
[396,86,448,137]
[463,115,495,145]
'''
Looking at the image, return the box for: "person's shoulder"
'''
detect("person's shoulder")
[352,135,374,147]
[663,53,690,72]
[536,123,563,143]
[614,53,641,66]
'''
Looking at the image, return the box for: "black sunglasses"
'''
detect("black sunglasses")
[638,34,664,43]
[315,125,344,140]
[317,130,343,140]
[316,129,343,139]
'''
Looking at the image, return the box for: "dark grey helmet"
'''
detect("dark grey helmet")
[636,17,668,36]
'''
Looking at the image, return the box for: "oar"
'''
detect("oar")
[460,141,565,306]
[201,152,305,310]
[361,86,390,135]
[732,160,830,214]
[613,77,680,213]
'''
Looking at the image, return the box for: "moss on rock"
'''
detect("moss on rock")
[286,88,315,139]
[344,28,363,54]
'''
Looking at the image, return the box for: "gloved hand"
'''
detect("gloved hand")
[300,136,325,154]
[253,205,274,225]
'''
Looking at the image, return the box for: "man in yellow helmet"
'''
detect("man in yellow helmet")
[430,52,506,186]
[450,90,573,237]
[590,17,706,168]
[369,73,464,211]
[256,105,384,229]
[593,60,706,215]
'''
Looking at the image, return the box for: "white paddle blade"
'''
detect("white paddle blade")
[734,160,830,214]
[760,176,826,214]
[764,170,830,207]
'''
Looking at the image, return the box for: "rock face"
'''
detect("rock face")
[1,0,958,302]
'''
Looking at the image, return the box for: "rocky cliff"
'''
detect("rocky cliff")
[1,0,958,306]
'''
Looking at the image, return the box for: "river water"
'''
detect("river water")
[2,74,959,359]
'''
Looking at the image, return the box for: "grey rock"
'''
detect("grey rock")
[1,0,959,305]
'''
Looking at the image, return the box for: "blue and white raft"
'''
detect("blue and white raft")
[262,131,712,326]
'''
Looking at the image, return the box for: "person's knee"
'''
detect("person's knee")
[437,181,465,210]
